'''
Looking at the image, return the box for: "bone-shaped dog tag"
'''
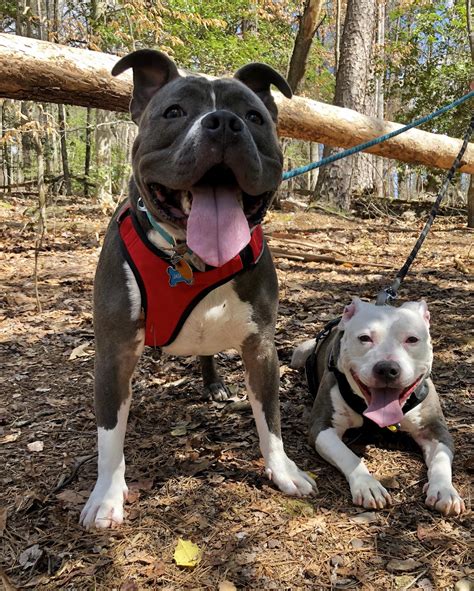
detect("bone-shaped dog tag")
[167,263,193,287]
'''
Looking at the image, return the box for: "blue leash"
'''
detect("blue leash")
[282,90,474,181]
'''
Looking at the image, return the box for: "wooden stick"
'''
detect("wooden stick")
[269,246,393,268]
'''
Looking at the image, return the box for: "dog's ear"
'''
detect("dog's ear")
[112,49,180,124]
[234,63,292,122]
[401,300,430,326]
[338,297,361,328]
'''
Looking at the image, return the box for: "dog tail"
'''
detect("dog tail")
[290,339,316,369]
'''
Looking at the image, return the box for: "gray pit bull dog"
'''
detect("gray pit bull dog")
[80,50,315,529]
[291,298,465,516]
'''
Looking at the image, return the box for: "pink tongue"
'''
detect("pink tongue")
[187,185,251,267]
[363,388,404,428]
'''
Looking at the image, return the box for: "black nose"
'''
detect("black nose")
[373,360,401,381]
[201,110,244,135]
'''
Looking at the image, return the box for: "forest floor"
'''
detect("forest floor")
[0,195,472,590]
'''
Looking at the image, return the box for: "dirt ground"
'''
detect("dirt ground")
[0,196,472,590]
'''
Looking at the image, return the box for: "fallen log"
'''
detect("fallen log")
[269,246,393,268]
[1,33,473,173]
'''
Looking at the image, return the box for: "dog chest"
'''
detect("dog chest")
[162,280,258,356]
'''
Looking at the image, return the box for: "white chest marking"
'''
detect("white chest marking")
[163,280,258,356]
[329,384,364,435]
[123,262,142,321]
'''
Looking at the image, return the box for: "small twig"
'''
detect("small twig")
[52,453,97,494]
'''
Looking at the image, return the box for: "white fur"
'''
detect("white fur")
[338,299,432,393]
[290,338,316,369]
[315,427,391,509]
[414,437,465,515]
[329,384,364,435]
[247,391,315,497]
[123,262,142,321]
[163,280,258,356]
[183,112,214,146]
[80,397,131,529]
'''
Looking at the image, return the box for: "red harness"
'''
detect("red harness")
[118,206,265,347]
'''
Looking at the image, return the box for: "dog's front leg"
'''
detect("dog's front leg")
[241,334,315,496]
[314,426,391,509]
[403,389,465,516]
[80,252,145,529]
[308,381,390,509]
[411,429,465,516]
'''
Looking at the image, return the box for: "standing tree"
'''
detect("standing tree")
[466,0,474,227]
[313,0,377,210]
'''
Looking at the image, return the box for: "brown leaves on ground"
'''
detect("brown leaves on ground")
[0,195,472,589]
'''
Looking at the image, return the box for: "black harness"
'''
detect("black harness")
[305,319,429,428]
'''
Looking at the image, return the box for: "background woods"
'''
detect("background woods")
[1,2,473,589]
[0,0,472,215]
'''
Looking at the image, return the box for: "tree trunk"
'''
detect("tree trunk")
[314,0,378,209]
[374,0,385,198]
[286,0,324,93]
[84,107,92,197]
[466,0,473,227]
[0,33,473,174]
[94,109,113,205]
[58,103,72,194]
[335,0,342,71]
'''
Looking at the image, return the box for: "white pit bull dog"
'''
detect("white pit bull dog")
[291,298,465,516]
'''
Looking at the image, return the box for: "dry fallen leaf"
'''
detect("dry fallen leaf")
[173,538,202,568]
[68,342,93,360]
[56,490,87,506]
[0,431,20,445]
[27,441,44,452]
[386,557,422,573]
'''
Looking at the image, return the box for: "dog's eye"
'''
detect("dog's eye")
[245,110,264,125]
[358,335,373,343]
[406,336,419,344]
[163,105,186,119]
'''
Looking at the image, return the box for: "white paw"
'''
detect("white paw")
[424,482,465,516]
[80,477,128,529]
[266,454,316,497]
[349,474,391,509]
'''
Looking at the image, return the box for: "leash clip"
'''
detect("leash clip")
[376,286,397,306]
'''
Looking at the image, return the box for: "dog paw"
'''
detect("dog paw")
[80,478,128,529]
[266,454,317,497]
[350,474,391,509]
[424,482,465,516]
[204,381,231,401]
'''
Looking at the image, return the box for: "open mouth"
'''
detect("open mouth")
[147,165,269,229]
[146,165,271,267]
[350,370,424,428]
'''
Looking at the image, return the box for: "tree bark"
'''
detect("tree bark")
[286,0,324,94]
[58,103,72,194]
[94,109,113,204]
[84,107,92,197]
[0,33,473,174]
[466,0,473,227]
[314,0,378,209]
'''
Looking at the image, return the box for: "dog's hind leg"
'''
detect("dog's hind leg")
[80,247,145,529]
[199,355,231,401]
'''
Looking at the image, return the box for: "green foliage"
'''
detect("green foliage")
[386,0,472,137]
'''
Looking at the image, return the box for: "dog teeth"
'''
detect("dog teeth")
[181,192,192,215]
